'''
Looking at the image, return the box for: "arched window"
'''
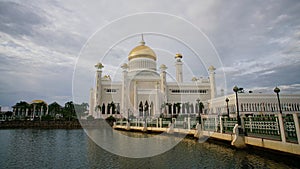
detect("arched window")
[186,103,190,114]
[145,101,149,116]
[173,104,177,114]
[190,103,194,114]
[168,103,172,115]
[111,102,116,114]
[182,104,185,114]
[139,101,143,117]
[107,103,111,114]
[102,103,105,114]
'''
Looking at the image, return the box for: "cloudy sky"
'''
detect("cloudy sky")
[0,0,300,108]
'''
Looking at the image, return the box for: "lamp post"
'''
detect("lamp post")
[274,87,282,114]
[196,98,201,124]
[225,98,230,117]
[233,86,241,126]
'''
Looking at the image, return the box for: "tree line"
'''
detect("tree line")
[0,101,89,121]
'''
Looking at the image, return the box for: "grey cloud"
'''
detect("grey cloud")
[1,0,300,107]
[0,1,47,36]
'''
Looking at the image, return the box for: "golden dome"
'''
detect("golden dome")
[31,100,47,104]
[128,41,157,61]
[175,53,183,59]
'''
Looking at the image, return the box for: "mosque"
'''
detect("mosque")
[89,36,217,119]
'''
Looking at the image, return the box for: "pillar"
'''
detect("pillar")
[89,88,95,116]
[95,63,103,116]
[155,82,160,117]
[134,81,137,115]
[277,113,286,143]
[208,65,216,99]
[187,116,191,130]
[219,116,223,133]
[160,64,167,104]
[293,113,300,144]
[121,63,128,116]
[175,53,183,83]
[33,104,36,118]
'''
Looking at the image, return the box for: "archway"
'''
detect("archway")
[139,101,143,117]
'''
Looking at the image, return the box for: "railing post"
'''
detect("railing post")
[201,116,204,131]
[219,116,223,133]
[293,113,300,144]
[215,116,218,132]
[187,116,191,130]
[277,113,286,143]
[249,116,252,132]
[159,118,162,128]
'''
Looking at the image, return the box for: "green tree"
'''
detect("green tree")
[63,101,76,121]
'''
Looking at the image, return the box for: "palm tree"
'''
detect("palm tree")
[64,101,76,121]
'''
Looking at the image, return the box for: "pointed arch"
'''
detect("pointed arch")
[182,103,185,114]
[102,103,105,114]
[173,104,176,114]
[107,103,111,114]
[139,101,143,117]
[145,101,149,116]
[190,103,194,114]
[168,103,172,115]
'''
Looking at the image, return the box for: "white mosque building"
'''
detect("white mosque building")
[89,37,217,119]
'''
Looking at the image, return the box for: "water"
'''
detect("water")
[0,129,299,169]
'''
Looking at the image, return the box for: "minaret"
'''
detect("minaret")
[175,53,183,83]
[121,63,128,116]
[95,62,104,117]
[160,64,168,103]
[89,88,95,117]
[208,65,216,99]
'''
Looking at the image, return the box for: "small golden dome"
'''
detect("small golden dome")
[31,100,47,104]
[128,41,156,61]
[175,53,183,59]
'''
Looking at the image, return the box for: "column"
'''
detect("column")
[155,82,160,117]
[95,63,103,116]
[293,113,300,144]
[121,63,128,116]
[219,116,223,133]
[208,65,216,99]
[33,104,36,118]
[175,54,183,83]
[187,116,191,130]
[277,113,286,143]
[134,81,137,115]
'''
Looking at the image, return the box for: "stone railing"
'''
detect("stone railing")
[114,112,300,144]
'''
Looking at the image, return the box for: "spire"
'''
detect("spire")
[139,33,145,46]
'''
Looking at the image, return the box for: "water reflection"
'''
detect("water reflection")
[86,131,300,169]
[0,129,299,169]
[85,127,184,158]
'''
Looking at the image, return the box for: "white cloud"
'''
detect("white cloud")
[0,0,300,106]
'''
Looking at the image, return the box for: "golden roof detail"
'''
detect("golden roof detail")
[128,37,156,61]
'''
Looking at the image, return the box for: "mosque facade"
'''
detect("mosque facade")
[89,37,216,119]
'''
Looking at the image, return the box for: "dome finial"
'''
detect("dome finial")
[139,33,145,45]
